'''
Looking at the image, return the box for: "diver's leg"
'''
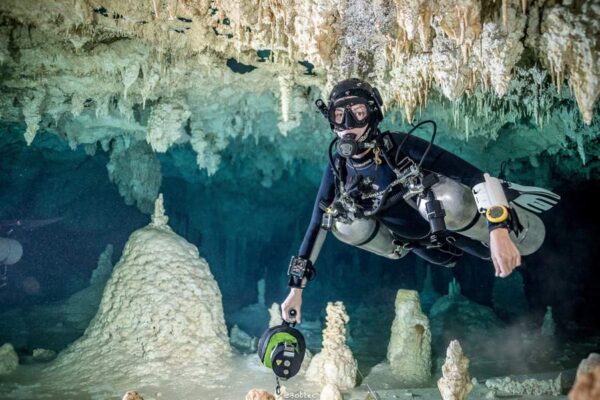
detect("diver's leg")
[411,245,461,267]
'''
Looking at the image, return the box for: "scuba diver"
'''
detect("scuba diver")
[280,78,559,324]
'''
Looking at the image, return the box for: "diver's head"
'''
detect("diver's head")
[327,78,384,132]
[315,78,385,158]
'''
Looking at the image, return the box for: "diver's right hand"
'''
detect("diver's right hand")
[281,288,303,324]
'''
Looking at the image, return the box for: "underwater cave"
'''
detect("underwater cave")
[0,1,599,399]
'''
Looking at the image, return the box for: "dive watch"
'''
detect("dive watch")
[486,205,509,223]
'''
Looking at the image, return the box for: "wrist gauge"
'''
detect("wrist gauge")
[486,205,509,223]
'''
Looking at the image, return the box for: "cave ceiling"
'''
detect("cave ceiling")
[0,0,598,186]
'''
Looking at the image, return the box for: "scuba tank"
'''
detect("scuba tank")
[331,218,408,259]
[415,174,547,256]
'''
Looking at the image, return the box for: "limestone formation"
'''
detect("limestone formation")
[569,365,600,400]
[387,289,432,386]
[269,302,282,327]
[42,196,232,389]
[541,306,556,337]
[419,265,441,313]
[305,301,357,391]
[485,374,562,396]
[577,353,600,377]
[257,278,266,307]
[122,391,144,400]
[0,343,18,375]
[0,1,597,207]
[32,348,57,362]
[230,324,258,354]
[106,140,161,213]
[437,340,473,400]
[320,383,343,400]
[89,244,114,286]
[245,388,275,400]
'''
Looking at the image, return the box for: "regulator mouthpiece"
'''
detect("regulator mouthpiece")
[337,133,359,158]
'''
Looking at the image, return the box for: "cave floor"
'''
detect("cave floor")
[0,353,572,400]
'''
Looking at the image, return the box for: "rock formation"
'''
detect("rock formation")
[41,195,232,389]
[437,340,473,400]
[32,348,57,362]
[320,383,343,400]
[0,0,598,202]
[230,324,258,354]
[577,353,600,377]
[541,306,557,337]
[387,289,432,386]
[245,388,276,400]
[485,374,562,396]
[122,391,144,400]
[305,301,357,391]
[89,244,114,286]
[429,285,504,350]
[269,302,282,328]
[569,365,600,400]
[0,343,18,375]
[419,265,441,314]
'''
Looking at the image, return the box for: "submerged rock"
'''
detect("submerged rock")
[577,353,600,377]
[387,289,432,387]
[320,383,343,400]
[0,343,18,375]
[437,340,472,400]
[230,324,258,353]
[569,365,600,400]
[306,301,357,391]
[245,388,275,400]
[541,306,557,337]
[32,348,57,362]
[485,374,562,396]
[122,391,144,400]
[42,195,232,388]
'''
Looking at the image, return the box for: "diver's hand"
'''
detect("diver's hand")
[490,228,521,278]
[281,288,303,324]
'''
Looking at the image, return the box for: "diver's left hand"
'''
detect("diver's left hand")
[489,228,521,278]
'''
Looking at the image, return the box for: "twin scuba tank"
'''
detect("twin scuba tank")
[330,174,548,258]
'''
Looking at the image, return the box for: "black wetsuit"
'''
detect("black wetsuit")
[299,130,492,266]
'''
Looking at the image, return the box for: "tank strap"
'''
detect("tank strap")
[453,211,482,233]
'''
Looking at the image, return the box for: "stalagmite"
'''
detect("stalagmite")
[541,305,556,337]
[269,302,282,327]
[387,289,432,386]
[0,343,19,375]
[437,340,473,400]
[245,389,276,400]
[42,195,232,388]
[305,301,357,391]
[320,383,343,400]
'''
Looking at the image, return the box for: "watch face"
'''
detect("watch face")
[489,207,504,218]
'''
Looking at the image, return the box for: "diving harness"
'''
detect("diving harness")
[321,120,450,256]
[320,120,558,259]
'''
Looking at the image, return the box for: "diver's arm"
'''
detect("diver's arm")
[390,131,521,277]
[289,163,335,288]
[390,131,485,188]
[282,164,335,323]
